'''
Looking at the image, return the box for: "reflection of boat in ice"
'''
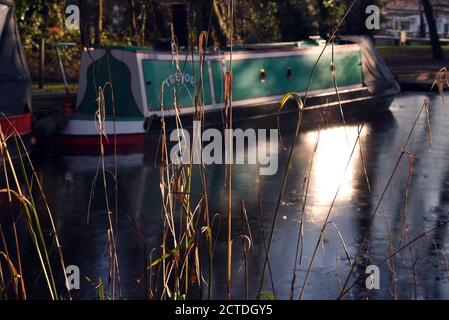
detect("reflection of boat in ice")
[0,0,32,151]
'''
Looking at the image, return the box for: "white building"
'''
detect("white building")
[383,0,449,37]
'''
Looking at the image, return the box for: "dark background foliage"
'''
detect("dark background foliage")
[14,0,382,82]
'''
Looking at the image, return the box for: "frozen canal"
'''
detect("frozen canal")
[4,91,449,300]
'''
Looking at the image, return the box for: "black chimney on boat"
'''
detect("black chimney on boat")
[171,3,190,48]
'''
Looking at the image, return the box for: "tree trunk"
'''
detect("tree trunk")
[130,0,137,36]
[421,0,444,60]
[213,0,231,46]
[419,1,426,38]
[79,0,89,46]
[148,0,163,40]
[94,0,104,45]
[316,0,329,39]
[139,0,147,47]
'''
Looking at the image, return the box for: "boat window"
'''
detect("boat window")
[259,69,266,83]
[286,66,292,78]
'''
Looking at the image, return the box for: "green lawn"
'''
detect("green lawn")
[377,45,449,57]
[32,83,78,93]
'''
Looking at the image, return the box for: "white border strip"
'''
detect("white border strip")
[137,44,361,62]
[61,119,145,136]
[136,52,150,116]
[207,60,216,105]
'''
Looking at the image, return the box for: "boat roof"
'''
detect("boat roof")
[89,38,332,53]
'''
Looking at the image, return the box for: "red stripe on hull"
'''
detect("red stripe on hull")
[0,113,32,136]
[53,133,145,155]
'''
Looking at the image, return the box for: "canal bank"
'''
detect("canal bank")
[379,46,449,91]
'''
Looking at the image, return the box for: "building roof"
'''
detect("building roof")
[385,0,419,11]
[384,0,449,15]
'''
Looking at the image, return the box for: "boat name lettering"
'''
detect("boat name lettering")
[163,72,196,88]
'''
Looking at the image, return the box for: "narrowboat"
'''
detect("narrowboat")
[0,0,32,152]
[54,35,399,153]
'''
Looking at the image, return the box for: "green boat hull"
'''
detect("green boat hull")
[59,37,399,140]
